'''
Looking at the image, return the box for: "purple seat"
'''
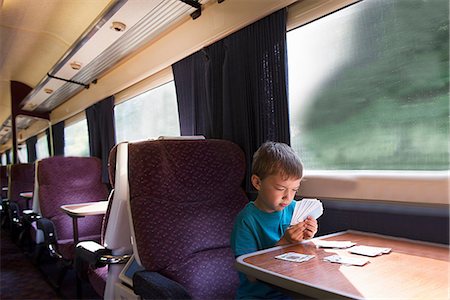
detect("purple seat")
[128,139,248,299]
[37,156,108,261]
[7,163,35,239]
[0,165,8,227]
[0,165,7,199]
[8,163,35,212]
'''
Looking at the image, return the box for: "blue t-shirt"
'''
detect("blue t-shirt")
[230,201,297,299]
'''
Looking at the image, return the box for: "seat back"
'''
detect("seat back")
[103,143,132,253]
[128,139,247,299]
[8,163,35,212]
[38,156,108,246]
[92,142,133,299]
[0,165,7,199]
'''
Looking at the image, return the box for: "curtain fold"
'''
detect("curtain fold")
[173,9,289,192]
[52,121,65,156]
[5,150,11,164]
[86,96,116,184]
[45,128,52,156]
[25,136,37,163]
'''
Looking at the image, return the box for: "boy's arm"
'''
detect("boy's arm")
[231,220,259,257]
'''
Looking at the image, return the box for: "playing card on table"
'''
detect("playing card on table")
[275,252,315,263]
[313,240,356,249]
[349,245,391,257]
[290,198,323,225]
[324,255,369,266]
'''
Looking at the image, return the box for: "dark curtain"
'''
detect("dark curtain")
[52,121,65,156]
[173,9,289,192]
[5,149,11,164]
[46,128,51,156]
[86,96,116,184]
[26,136,37,163]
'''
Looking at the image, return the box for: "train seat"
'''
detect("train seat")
[77,143,133,299]
[7,163,35,239]
[127,139,247,299]
[0,165,7,199]
[35,156,108,263]
[27,160,43,245]
[0,165,8,227]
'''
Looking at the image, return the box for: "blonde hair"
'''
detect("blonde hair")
[252,141,303,180]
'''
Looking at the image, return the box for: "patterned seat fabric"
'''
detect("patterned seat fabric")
[129,139,248,299]
[0,165,7,199]
[9,163,35,212]
[38,156,108,260]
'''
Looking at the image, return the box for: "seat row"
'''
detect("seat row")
[1,138,248,299]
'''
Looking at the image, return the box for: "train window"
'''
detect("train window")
[287,0,448,171]
[36,134,49,160]
[17,144,28,163]
[64,116,89,157]
[115,81,180,143]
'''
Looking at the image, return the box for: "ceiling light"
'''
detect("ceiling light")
[70,61,82,70]
[111,21,126,32]
[44,88,54,94]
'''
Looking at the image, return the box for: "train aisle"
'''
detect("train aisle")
[0,229,60,299]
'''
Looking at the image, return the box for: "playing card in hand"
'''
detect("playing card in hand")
[290,198,323,225]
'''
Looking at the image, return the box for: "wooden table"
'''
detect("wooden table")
[235,230,449,299]
[19,191,33,209]
[60,201,108,245]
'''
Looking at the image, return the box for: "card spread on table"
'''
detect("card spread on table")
[324,255,369,266]
[290,198,323,225]
[313,240,356,249]
[275,252,315,263]
[349,245,391,257]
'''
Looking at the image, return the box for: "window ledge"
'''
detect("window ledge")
[301,170,449,205]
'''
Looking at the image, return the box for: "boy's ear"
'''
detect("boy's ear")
[251,175,262,191]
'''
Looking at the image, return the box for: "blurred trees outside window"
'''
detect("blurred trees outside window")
[115,81,180,143]
[36,135,49,160]
[65,117,89,157]
[287,0,449,170]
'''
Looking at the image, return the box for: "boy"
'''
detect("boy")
[231,141,318,299]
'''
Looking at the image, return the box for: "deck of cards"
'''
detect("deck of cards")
[275,252,315,263]
[290,198,323,225]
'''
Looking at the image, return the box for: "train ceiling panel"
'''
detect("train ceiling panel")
[0,0,207,147]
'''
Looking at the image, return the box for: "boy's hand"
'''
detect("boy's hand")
[277,222,306,245]
[277,217,318,245]
[303,216,318,239]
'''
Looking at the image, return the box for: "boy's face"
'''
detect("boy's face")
[252,173,301,213]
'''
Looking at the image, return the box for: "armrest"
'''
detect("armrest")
[23,210,41,223]
[76,241,111,268]
[36,217,62,259]
[76,241,131,268]
[7,201,22,224]
[133,271,191,300]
